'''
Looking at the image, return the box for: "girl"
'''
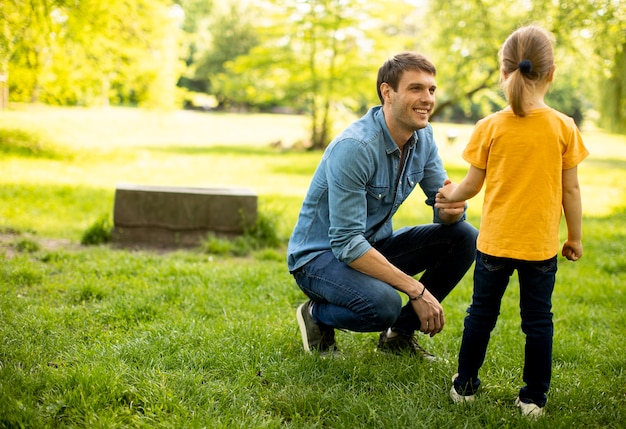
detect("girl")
[436,25,589,419]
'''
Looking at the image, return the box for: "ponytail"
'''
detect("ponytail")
[499,25,555,117]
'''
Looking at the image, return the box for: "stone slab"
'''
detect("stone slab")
[112,184,257,247]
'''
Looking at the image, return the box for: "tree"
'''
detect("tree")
[425,0,510,121]
[208,0,623,137]
[175,0,214,94]
[3,0,179,108]
[426,0,626,130]
[0,0,60,105]
[213,0,419,148]
[195,0,260,107]
[589,0,626,133]
[4,0,623,135]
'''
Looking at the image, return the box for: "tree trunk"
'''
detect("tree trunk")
[0,62,7,109]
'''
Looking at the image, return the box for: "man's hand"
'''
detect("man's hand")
[410,284,445,337]
[349,249,447,337]
[436,199,467,218]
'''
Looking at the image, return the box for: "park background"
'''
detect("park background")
[1,0,625,428]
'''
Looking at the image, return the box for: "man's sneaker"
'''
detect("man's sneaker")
[296,301,337,354]
[450,374,476,403]
[376,329,436,362]
[515,397,545,419]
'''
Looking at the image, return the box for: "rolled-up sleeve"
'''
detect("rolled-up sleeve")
[326,139,374,264]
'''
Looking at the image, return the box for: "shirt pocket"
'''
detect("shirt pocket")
[365,184,391,216]
[405,171,424,189]
[400,170,424,200]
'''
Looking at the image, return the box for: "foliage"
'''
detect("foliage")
[244,209,282,249]
[3,1,626,135]
[201,233,235,255]
[193,1,260,103]
[200,209,283,257]
[80,215,112,246]
[211,0,626,143]
[3,0,179,108]
[15,238,40,253]
[426,0,508,121]
[213,0,422,148]
[592,1,626,133]
[426,0,605,125]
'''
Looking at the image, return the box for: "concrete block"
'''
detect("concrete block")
[112,184,257,247]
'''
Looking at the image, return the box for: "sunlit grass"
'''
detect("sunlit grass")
[1,106,625,428]
[2,106,625,240]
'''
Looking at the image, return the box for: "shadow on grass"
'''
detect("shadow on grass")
[447,158,626,178]
[584,157,626,170]
[0,128,73,160]
[138,144,321,177]
[138,144,300,157]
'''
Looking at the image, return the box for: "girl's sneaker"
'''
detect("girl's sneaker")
[515,397,545,419]
[450,374,476,403]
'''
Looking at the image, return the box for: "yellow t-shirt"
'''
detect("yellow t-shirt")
[463,108,589,261]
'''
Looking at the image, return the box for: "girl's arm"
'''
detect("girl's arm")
[438,165,486,203]
[562,166,583,261]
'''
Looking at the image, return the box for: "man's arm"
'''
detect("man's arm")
[348,248,445,337]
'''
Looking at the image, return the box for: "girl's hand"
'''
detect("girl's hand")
[562,240,583,261]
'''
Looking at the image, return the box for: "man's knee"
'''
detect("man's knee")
[453,221,479,244]
[367,288,403,328]
[449,221,478,260]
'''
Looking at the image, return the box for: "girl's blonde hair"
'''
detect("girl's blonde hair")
[500,25,555,117]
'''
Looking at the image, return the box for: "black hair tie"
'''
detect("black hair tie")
[518,59,532,74]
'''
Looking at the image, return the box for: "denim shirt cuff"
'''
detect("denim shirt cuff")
[333,235,372,265]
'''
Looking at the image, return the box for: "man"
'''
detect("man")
[287,52,478,359]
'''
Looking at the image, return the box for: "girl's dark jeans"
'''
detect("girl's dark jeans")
[454,250,557,407]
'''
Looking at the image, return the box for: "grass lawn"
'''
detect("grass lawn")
[1,106,625,428]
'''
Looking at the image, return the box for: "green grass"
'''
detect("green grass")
[1,106,626,428]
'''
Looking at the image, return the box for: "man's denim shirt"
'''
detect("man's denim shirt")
[287,106,463,272]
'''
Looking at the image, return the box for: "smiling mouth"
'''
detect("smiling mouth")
[413,108,429,115]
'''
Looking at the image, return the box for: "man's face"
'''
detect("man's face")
[385,69,436,132]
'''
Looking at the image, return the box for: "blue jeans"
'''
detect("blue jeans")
[454,251,557,407]
[292,222,477,336]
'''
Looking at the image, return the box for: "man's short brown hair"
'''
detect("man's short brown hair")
[376,52,437,104]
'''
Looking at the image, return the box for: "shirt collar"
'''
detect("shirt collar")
[374,106,418,154]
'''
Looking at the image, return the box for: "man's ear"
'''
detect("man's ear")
[380,82,392,103]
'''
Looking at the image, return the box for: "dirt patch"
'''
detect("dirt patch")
[0,232,81,258]
[0,232,195,258]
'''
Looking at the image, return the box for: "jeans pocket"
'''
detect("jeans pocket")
[293,269,311,291]
[479,252,507,272]
[531,256,557,274]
